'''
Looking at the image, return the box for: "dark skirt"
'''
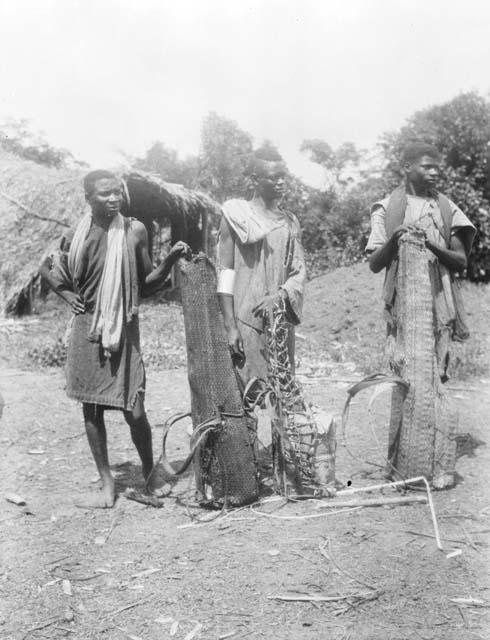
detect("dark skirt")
[65,312,145,410]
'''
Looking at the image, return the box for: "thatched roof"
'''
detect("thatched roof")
[122,170,221,251]
[0,152,220,316]
[0,151,85,316]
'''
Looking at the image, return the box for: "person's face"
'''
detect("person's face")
[87,178,122,219]
[405,155,440,191]
[254,161,287,201]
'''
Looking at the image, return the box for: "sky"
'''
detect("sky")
[0,0,489,186]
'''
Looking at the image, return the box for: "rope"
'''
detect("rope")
[145,413,220,492]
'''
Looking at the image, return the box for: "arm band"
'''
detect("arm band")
[217,268,236,295]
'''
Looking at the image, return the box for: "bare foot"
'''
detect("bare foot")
[148,483,172,498]
[144,466,172,497]
[124,487,165,507]
[75,483,116,509]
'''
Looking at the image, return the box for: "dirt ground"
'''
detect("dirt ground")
[1,360,489,640]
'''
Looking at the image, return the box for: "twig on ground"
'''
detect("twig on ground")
[268,593,355,603]
[130,568,162,579]
[457,606,470,628]
[44,555,71,566]
[449,597,489,607]
[51,572,103,582]
[5,493,26,506]
[107,594,154,618]
[316,495,427,509]
[21,617,58,639]
[57,432,84,441]
[268,590,382,603]
[319,538,378,591]
[291,550,331,577]
[212,613,253,617]
[461,525,479,552]
[333,476,443,550]
[404,530,485,547]
[250,506,362,521]
[105,510,119,543]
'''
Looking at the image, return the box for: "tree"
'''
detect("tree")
[300,139,360,190]
[379,92,490,281]
[197,112,253,202]
[0,117,82,168]
[133,141,198,187]
[295,138,373,274]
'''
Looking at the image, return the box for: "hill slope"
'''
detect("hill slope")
[1,262,489,380]
[299,262,489,379]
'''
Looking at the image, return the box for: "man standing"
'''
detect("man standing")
[41,170,189,507]
[367,142,476,380]
[216,146,306,387]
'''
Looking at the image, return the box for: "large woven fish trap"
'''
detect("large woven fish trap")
[177,254,259,508]
[388,230,457,488]
[264,304,336,496]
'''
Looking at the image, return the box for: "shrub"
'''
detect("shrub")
[27,338,67,368]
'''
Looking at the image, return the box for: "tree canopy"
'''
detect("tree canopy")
[380,92,490,281]
[133,141,199,187]
[300,139,361,190]
[0,118,83,169]
[7,92,490,282]
[197,111,253,202]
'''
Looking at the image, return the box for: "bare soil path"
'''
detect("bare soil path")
[1,366,489,640]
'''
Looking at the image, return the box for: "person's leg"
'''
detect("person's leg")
[436,326,451,383]
[77,403,116,507]
[123,395,163,492]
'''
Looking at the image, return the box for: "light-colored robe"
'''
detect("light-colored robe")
[221,199,306,385]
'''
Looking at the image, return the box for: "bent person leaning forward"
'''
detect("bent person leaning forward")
[40,169,190,508]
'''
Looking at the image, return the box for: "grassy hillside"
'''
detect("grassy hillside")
[299,262,489,379]
[1,262,489,380]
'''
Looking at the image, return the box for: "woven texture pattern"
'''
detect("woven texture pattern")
[389,230,456,486]
[265,304,336,494]
[179,254,259,506]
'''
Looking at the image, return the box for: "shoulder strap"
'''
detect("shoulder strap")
[384,185,408,238]
[436,194,453,247]
[382,186,407,308]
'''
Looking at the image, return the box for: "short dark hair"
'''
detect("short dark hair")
[83,169,117,196]
[401,143,440,166]
[254,142,283,163]
[246,143,285,176]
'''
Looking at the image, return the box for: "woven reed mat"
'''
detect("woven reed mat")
[179,254,259,507]
[388,230,456,487]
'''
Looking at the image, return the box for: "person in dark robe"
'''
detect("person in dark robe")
[40,169,190,507]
